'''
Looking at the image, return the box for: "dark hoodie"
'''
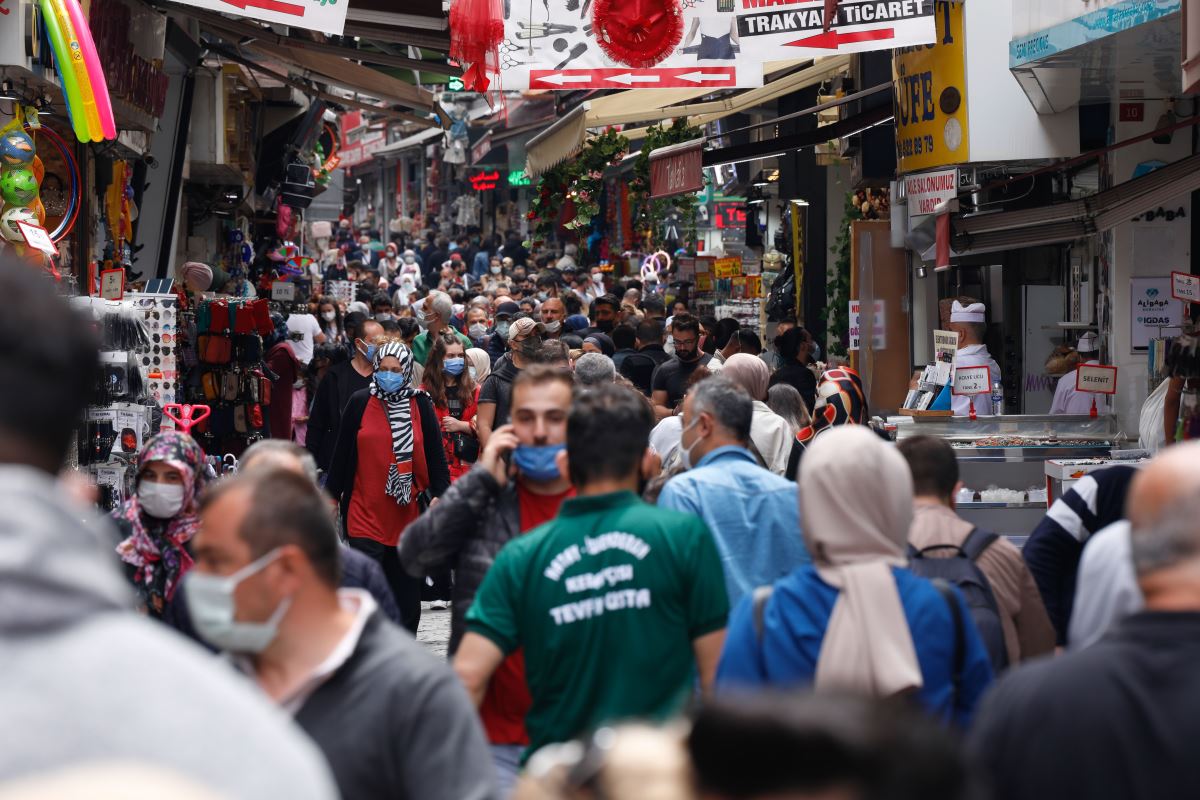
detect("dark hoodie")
[0,466,338,797]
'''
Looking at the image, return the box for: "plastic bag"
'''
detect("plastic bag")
[1139,378,1170,453]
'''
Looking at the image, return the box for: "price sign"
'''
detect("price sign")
[100,268,126,300]
[713,257,742,279]
[271,281,297,302]
[695,272,713,292]
[17,221,58,256]
[952,365,992,396]
[1172,271,1200,304]
[1076,364,1118,395]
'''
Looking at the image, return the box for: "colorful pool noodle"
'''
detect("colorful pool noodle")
[38,0,115,142]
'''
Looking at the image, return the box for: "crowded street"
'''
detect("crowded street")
[2,0,1200,798]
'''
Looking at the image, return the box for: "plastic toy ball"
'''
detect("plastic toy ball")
[0,130,35,166]
[0,206,41,241]
[0,168,39,205]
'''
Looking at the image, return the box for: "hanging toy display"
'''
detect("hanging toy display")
[0,113,41,248]
[24,123,81,243]
[37,0,116,143]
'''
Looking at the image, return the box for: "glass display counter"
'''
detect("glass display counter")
[881,414,1126,536]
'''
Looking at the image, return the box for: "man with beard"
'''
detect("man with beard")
[651,314,711,419]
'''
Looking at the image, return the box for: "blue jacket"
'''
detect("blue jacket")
[657,446,808,609]
[717,565,994,727]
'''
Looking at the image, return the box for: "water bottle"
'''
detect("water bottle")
[991,382,1004,416]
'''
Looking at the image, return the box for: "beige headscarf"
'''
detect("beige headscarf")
[799,426,922,697]
[721,353,770,401]
[466,348,492,384]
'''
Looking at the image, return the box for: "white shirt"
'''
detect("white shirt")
[1050,360,1110,415]
[749,401,792,475]
[286,314,322,365]
[951,344,1002,416]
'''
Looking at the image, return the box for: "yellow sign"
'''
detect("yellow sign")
[714,257,742,279]
[893,1,969,173]
[695,272,714,292]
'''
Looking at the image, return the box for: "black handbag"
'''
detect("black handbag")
[452,431,480,463]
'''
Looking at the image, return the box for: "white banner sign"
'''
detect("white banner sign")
[905,168,959,220]
[848,298,885,351]
[1076,364,1118,395]
[953,365,991,396]
[169,0,349,38]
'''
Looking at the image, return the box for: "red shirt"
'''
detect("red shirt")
[479,481,575,745]
[347,397,429,546]
[421,384,480,482]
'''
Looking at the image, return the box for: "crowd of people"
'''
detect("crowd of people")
[3,233,1199,800]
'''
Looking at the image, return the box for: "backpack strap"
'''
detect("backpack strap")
[932,578,964,718]
[752,585,774,644]
[961,527,999,562]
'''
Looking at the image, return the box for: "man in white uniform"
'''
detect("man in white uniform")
[950,300,1001,416]
[1050,332,1109,415]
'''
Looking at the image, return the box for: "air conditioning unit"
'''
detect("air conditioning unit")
[280,161,316,209]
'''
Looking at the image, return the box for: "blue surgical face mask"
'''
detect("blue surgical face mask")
[357,339,377,362]
[443,357,465,376]
[512,443,565,481]
[496,320,511,339]
[375,370,407,394]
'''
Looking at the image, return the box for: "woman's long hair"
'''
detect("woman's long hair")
[424,330,476,409]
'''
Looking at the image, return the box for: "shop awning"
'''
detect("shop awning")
[373,126,444,157]
[952,152,1200,254]
[525,56,851,176]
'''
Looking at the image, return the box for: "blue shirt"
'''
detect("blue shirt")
[717,565,994,727]
[657,446,809,609]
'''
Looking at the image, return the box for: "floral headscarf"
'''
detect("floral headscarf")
[115,431,206,614]
[796,367,867,451]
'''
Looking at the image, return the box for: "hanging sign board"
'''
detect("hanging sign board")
[650,140,704,199]
[506,0,934,90]
[166,0,350,36]
[952,365,991,396]
[713,257,742,279]
[905,168,959,220]
[1076,364,1118,395]
[1171,270,1200,304]
[17,221,58,256]
[892,0,969,172]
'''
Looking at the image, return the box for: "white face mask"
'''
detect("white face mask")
[186,549,292,654]
[491,266,503,275]
[469,322,488,338]
[679,418,705,470]
[543,320,561,334]
[321,311,336,322]
[138,481,185,519]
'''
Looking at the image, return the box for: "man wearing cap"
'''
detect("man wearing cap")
[487,301,522,365]
[1050,333,1108,415]
[477,316,544,446]
[949,299,1002,416]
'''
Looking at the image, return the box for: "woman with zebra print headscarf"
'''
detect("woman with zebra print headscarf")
[326,339,451,633]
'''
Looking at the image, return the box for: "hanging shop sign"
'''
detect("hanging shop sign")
[650,139,704,199]
[1171,270,1200,304]
[167,0,349,35]
[1076,364,1118,395]
[469,170,503,191]
[339,112,387,169]
[713,256,743,279]
[892,0,969,173]
[504,0,934,90]
[508,169,532,186]
[905,167,959,220]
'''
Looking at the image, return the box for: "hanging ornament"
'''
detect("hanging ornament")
[449,0,504,92]
[593,0,683,69]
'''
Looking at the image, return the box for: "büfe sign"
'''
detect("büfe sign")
[952,366,991,396]
[1171,271,1200,304]
[1076,364,1118,395]
[649,140,704,199]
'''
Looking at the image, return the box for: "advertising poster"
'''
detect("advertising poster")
[1130,276,1182,351]
[892,0,969,172]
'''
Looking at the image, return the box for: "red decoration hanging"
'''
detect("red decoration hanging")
[449,0,504,92]
[593,0,684,69]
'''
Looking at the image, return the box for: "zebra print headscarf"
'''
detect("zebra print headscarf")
[370,341,419,505]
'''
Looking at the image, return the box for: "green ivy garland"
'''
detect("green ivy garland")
[628,118,704,253]
[526,129,628,248]
[827,190,861,358]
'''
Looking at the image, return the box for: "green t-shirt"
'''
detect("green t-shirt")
[466,490,729,758]
[411,328,474,366]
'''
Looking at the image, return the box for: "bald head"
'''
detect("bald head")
[1128,442,1200,532]
[1129,443,1200,609]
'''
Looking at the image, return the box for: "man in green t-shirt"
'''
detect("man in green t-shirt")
[456,384,729,760]
[411,290,473,366]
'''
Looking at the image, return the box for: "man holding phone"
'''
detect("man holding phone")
[398,365,575,795]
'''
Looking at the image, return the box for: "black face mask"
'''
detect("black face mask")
[519,336,543,359]
[595,319,615,333]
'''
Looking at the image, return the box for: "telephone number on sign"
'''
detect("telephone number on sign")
[899,134,936,157]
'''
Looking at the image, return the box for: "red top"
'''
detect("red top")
[421,384,480,481]
[347,397,429,546]
[266,342,300,441]
[479,482,575,745]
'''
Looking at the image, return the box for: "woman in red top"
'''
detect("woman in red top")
[422,330,480,482]
[326,339,450,633]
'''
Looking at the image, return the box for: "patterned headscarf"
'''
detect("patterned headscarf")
[115,431,207,613]
[796,367,867,450]
[371,340,420,505]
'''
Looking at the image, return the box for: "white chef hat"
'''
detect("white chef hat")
[1077,331,1098,353]
[950,300,986,323]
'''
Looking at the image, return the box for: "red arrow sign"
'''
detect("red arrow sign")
[222,0,306,16]
[785,27,895,49]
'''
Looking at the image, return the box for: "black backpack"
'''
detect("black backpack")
[907,529,1009,674]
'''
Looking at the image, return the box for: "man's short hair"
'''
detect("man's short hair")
[427,290,453,320]
[593,293,621,312]
[896,435,959,500]
[372,292,392,309]
[689,377,752,443]
[736,329,762,354]
[240,439,319,483]
[575,352,616,386]
[641,297,666,317]
[672,314,700,336]
[636,319,664,344]
[204,470,342,588]
[512,363,575,398]
[715,318,741,349]
[0,257,99,470]
[567,383,653,486]
[531,339,571,367]
[611,324,637,350]
[343,311,368,340]
[1131,492,1200,575]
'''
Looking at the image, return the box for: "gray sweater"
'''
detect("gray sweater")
[0,466,338,799]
